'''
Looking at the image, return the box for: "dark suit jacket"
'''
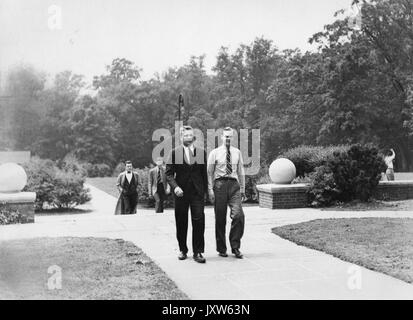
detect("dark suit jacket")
[148,166,170,195]
[114,171,140,215]
[165,146,208,197]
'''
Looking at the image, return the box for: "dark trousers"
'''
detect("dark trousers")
[122,192,138,214]
[386,168,395,181]
[154,183,166,213]
[214,179,245,253]
[174,182,205,254]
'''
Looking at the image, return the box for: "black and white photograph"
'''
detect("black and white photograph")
[1,0,413,306]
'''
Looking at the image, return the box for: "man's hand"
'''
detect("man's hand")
[118,187,123,194]
[241,193,246,202]
[208,190,215,204]
[174,186,184,197]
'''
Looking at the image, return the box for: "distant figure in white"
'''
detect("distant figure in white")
[384,148,396,181]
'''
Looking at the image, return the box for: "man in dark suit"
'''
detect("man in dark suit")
[148,157,170,213]
[165,126,208,263]
[115,160,140,215]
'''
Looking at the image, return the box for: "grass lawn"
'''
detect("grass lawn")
[0,237,188,300]
[272,218,413,284]
[87,177,120,199]
[322,199,413,211]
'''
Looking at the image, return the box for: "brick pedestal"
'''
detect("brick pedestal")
[256,184,309,209]
[0,192,36,223]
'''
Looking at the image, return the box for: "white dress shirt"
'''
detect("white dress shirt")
[183,144,195,164]
[385,152,395,169]
[125,171,133,183]
[207,145,245,193]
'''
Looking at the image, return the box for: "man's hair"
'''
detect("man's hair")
[125,160,132,165]
[223,127,233,134]
[386,149,394,156]
[181,125,193,133]
[180,125,194,137]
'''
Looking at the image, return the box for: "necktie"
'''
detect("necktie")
[226,147,232,175]
[189,148,195,165]
[157,169,162,184]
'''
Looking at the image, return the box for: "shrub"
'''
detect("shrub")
[113,162,126,177]
[308,144,386,206]
[134,167,151,204]
[59,155,112,178]
[280,145,350,177]
[329,144,386,202]
[51,170,91,209]
[246,165,272,203]
[23,157,91,211]
[58,154,87,177]
[0,209,23,225]
[308,165,339,207]
[84,163,112,177]
[23,157,56,210]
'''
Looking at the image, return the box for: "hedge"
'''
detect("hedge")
[23,157,91,211]
[279,145,350,178]
[308,144,387,206]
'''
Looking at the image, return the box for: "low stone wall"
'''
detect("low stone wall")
[0,192,36,223]
[257,180,413,209]
[256,184,309,209]
[374,180,413,201]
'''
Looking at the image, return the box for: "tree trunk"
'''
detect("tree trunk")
[395,139,412,172]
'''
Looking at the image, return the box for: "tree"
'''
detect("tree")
[309,0,413,169]
[34,71,84,160]
[93,58,141,89]
[70,95,119,165]
[3,65,45,150]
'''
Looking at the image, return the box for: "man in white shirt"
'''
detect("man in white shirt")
[207,127,245,259]
[384,148,396,181]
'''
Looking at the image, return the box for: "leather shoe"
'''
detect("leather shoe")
[218,252,228,257]
[178,252,187,260]
[232,249,243,259]
[193,253,206,263]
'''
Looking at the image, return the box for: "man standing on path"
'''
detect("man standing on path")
[165,126,208,263]
[207,127,245,259]
[115,160,140,215]
[148,157,170,213]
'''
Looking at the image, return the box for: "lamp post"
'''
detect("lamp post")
[178,93,184,124]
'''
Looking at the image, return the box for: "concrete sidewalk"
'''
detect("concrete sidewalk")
[1,184,413,299]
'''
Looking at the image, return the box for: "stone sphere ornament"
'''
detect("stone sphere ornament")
[269,158,296,184]
[0,163,28,193]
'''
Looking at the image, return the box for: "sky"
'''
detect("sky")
[0,0,353,87]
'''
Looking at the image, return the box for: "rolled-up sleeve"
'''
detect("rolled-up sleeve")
[237,150,245,193]
[207,150,216,192]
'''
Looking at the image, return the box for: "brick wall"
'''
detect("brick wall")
[0,202,35,223]
[257,184,309,209]
[374,181,413,201]
[257,181,413,210]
